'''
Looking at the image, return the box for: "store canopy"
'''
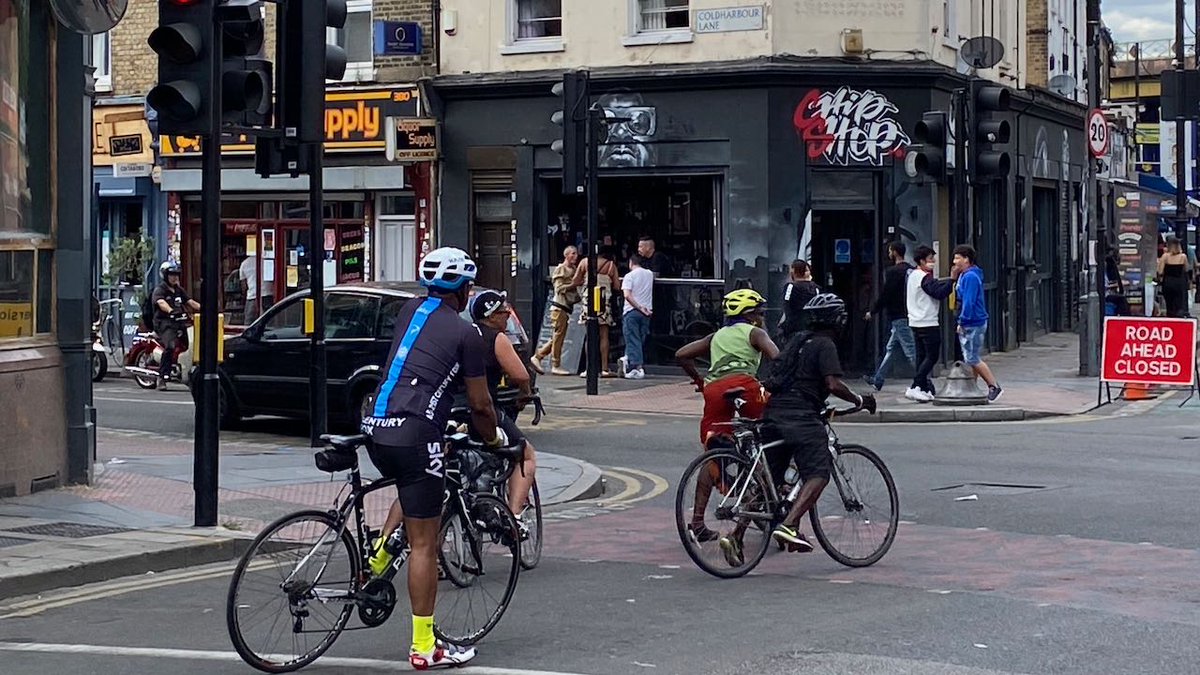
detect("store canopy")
[1137,173,1181,197]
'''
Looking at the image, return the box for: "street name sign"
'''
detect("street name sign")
[1100,316,1197,386]
[695,6,765,33]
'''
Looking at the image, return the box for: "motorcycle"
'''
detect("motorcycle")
[124,313,193,389]
[91,319,108,382]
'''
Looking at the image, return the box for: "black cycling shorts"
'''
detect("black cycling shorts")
[362,417,446,520]
[761,416,832,483]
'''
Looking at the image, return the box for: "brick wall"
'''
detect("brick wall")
[372,0,436,83]
[1025,0,1049,89]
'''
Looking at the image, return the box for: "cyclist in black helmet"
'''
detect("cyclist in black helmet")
[150,262,199,390]
[716,292,876,565]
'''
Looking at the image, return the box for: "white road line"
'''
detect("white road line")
[0,642,591,674]
[95,396,193,406]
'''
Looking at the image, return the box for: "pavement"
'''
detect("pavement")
[541,332,1125,422]
[0,423,604,600]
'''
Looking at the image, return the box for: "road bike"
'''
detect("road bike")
[675,387,899,579]
[225,431,522,673]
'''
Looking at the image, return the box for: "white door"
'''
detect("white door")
[377,216,416,281]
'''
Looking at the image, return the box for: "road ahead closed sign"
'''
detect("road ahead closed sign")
[1101,317,1197,385]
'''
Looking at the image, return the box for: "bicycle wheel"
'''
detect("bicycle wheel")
[439,514,473,589]
[518,480,543,571]
[227,510,359,673]
[809,444,899,568]
[434,493,521,645]
[675,449,775,579]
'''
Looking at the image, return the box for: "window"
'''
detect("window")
[261,300,305,340]
[93,32,112,93]
[330,1,373,82]
[515,0,561,39]
[637,0,688,32]
[942,0,957,46]
[325,293,378,339]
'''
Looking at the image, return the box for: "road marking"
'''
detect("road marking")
[607,466,669,505]
[543,466,670,523]
[95,396,193,406]
[0,643,590,674]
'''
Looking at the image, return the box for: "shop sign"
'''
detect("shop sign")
[162,87,420,157]
[93,104,155,166]
[375,21,423,56]
[388,118,437,161]
[0,302,33,337]
[793,87,911,166]
[1101,317,1197,386]
[695,6,764,33]
[110,134,144,157]
[113,162,153,178]
[340,228,365,283]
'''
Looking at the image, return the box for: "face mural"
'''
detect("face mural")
[598,91,658,168]
[793,87,911,166]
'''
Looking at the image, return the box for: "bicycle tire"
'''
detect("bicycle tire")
[809,444,899,568]
[439,514,473,589]
[434,493,521,645]
[226,510,359,673]
[519,480,543,571]
[675,449,775,579]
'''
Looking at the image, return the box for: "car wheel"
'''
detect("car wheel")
[352,383,377,429]
[91,351,108,382]
[218,381,243,430]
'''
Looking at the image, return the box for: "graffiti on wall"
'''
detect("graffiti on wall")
[793,87,910,166]
[598,91,658,168]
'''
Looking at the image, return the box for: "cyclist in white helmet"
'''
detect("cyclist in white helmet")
[360,247,506,669]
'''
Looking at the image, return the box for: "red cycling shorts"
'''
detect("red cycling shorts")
[700,373,767,445]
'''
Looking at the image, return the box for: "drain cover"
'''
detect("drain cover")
[932,483,1051,497]
[0,536,33,548]
[2,522,133,538]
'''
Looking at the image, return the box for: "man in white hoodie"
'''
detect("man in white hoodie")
[905,246,943,402]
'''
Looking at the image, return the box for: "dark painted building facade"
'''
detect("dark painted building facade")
[429,58,1086,372]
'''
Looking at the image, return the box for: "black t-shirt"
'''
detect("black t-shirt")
[765,334,843,418]
[150,282,191,325]
[365,296,488,445]
[645,251,672,278]
[477,324,504,397]
[780,280,820,336]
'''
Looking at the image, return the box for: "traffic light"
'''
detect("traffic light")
[552,70,589,196]
[147,0,215,136]
[219,0,270,126]
[969,81,1011,182]
[911,111,948,183]
[279,0,348,143]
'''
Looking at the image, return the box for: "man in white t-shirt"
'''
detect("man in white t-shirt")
[240,252,274,323]
[621,254,654,380]
[905,245,947,402]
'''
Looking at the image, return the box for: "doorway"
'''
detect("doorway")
[471,190,514,295]
[807,209,877,374]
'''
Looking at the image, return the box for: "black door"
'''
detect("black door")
[809,209,877,374]
[324,291,382,418]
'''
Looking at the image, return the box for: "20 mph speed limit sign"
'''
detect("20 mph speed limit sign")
[1087,109,1109,158]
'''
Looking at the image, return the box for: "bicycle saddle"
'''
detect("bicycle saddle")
[722,387,747,402]
[320,434,366,453]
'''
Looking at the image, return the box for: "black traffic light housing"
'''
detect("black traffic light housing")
[147,0,215,136]
[911,111,948,183]
[219,0,270,126]
[278,0,348,144]
[969,81,1012,182]
[552,70,589,196]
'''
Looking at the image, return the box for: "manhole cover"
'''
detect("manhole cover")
[0,536,33,548]
[2,522,133,538]
[932,483,1050,497]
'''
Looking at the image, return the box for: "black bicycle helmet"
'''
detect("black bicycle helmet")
[803,292,848,329]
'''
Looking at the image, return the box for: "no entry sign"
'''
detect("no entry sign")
[1101,317,1197,386]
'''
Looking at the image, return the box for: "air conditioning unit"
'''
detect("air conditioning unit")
[842,28,864,55]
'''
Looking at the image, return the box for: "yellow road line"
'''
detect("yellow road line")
[607,466,670,504]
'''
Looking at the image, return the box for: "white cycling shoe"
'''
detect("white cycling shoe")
[410,641,477,670]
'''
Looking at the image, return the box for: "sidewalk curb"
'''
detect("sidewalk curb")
[0,532,252,601]
[542,455,605,505]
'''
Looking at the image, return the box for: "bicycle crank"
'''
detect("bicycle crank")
[357,578,397,628]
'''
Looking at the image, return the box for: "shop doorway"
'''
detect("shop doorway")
[807,209,877,374]
[471,190,514,296]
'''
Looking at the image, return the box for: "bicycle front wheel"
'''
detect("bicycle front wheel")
[226,510,359,673]
[518,480,543,571]
[809,444,899,568]
[675,449,775,579]
[435,493,521,645]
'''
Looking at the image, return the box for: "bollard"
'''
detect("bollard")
[931,361,989,406]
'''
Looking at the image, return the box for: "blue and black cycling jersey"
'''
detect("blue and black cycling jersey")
[365,296,488,445]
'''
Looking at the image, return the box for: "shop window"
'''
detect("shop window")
[513,0,561,39]
[331,0,374,83]
[0,251,34,338]
[635,0,688,32]
[92,32,112,93]
[261,300,305,340]
[325,293,378,339]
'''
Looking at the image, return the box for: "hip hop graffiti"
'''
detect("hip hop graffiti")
[793,87,910,166]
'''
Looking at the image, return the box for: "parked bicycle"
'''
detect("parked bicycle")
[226,430,523,673]
[675,387,899,579]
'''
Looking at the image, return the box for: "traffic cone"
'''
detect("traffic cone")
[1122,382,1157,401]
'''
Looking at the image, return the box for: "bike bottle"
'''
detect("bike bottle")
[383,529,407,556]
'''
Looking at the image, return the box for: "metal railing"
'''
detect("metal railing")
[1113,39,1194,62]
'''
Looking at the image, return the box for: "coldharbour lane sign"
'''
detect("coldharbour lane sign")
[1100,317,1197,386]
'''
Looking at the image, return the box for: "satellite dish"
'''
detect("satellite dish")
[49,0,128,35]
[1049,74,1078,97]
[960,36,1005,70]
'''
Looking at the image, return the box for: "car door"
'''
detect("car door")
[224,294,310,414]
[324,291,382,417]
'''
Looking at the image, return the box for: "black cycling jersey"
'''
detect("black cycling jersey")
[364,296,487,444]
[477,324,504,398]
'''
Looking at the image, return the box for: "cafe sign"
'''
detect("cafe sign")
[161,87,420,156]
[387,118,437,162]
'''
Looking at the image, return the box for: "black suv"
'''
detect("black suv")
[195,283,535,429]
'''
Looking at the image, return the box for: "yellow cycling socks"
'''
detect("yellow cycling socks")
[412,614,436,654]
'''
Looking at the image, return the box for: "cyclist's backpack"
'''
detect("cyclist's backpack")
[140,293,156,331]
[761,330,814,395]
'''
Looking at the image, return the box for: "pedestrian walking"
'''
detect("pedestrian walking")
[573,246,620,378]
[905,246,942,402]
[1158,237,1190,318]
[779,259,820,340]
[531,246,580,375]
[952,245,1002,401]
[864,241,916,391]
[620,254,654,379]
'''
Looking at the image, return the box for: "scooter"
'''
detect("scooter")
[124,314,192,389]
[91,319,108,382]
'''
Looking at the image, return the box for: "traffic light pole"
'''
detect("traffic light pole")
[953,87,970,246]
[309,142,328,446]
[194,16,223,529]
[585,105,601,396]
[1174,0,1187,242]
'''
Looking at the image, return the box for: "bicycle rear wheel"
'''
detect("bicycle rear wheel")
[518,480,543,570]
[809,444,899,567]
[434,493,521,645]
[226,510,359,673]
[675,449,775,579]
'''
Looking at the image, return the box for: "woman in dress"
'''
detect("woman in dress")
[1157,236,1191,318]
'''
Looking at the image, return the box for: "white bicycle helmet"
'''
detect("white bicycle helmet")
[419,247,477,291]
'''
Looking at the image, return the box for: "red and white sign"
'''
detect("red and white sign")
[1101,317,1197,385]
[1087,108,1110,158]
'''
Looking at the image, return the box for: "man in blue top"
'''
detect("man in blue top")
[952,245,1002,402]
